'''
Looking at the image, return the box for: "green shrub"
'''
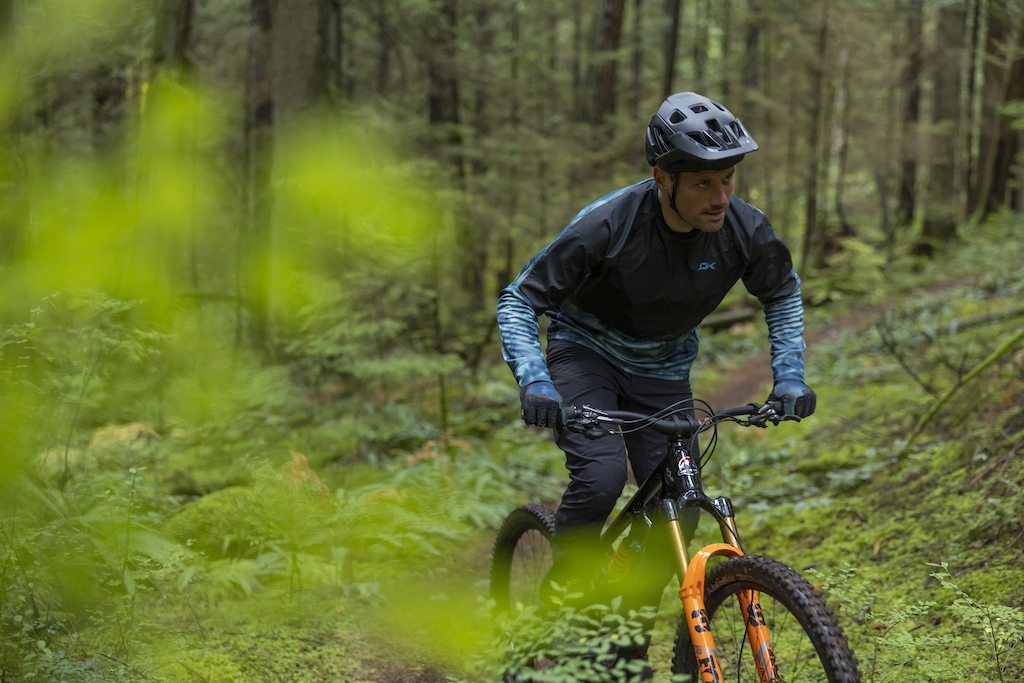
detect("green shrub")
[162,486,267,558]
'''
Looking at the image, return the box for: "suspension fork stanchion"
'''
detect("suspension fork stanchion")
[711,496,742,549]
[663,507,690,577]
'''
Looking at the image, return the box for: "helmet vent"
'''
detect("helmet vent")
[650,126,671,155]
[707,119,724,134]
[690,104,709,114]
[688,131,722,150]
[669,110,686,124]
[728,122,744,139]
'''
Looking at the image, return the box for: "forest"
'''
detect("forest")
[1,0,1024,681]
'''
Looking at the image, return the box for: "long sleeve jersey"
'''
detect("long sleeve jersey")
[496,178,807,388]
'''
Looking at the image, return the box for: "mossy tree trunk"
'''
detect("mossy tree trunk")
[240,0,274,355]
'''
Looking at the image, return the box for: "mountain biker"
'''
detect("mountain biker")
[495,92,816,645]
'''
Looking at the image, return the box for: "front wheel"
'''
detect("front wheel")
[673,555,861,682]
[490,503,557,616]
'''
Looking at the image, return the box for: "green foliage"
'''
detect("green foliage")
[806,237,890,305]
[282,269,464,394]
[162,486,266,558]
[811,563,1024,682]
[470,599,678,683]
[3,1,1024,678]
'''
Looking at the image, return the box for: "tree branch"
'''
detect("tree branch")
[901,325,1024,455]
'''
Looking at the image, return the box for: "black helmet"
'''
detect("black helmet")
[645,92,758,173]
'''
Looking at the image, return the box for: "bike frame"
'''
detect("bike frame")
[594,413,782,683]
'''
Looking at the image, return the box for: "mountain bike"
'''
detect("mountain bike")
[490,400,862,682]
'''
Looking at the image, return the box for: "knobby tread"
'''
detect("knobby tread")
[490,504,557,614]
[673,554,862,682]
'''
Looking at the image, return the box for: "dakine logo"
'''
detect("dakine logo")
[698,262,717,271]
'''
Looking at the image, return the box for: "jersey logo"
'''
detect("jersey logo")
[698,262,717,271]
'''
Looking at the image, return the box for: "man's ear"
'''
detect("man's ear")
[653,166,673,193]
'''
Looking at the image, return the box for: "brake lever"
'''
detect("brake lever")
[583,425,616,440]
[750,402,784,427]
[564,405,618,440]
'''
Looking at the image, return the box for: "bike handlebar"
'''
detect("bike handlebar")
[563,400,784,440]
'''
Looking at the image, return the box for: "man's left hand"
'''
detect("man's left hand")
[768,380,816,420]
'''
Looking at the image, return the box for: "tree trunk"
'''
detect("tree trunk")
[661,0,682,97]
[742,0,764,203]
[374,0,392,95]
[240,0,274,354]
[590,0,626,125]
[883,25,900,253]
[471,1,494,178]
[572,0,584,117]
[151,0,196,284]
[742,1,762,96]
[338,0,353,99]
[425,0,464,182]
[0,0,11,33]
[784,64,799,241]
[968,2,1010,212]
[630,0,642,118]
[512,4,522,128]
[896,0,923,230]
[692,2,708,91]
[718,0,733,99]
[466,0,495,310]
[920,3,965,252]
[153,0,195,75]
[962,0,982,208]
[272,0,321,115]
[974,8,1024,217]
[800,0,829,273]
[830,43,854,247]
[0,0,17,266]
[316,0,342,100]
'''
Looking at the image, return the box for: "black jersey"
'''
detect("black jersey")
[497,178,805,386]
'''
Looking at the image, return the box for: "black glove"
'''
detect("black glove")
[520,380,564,428]
[768,380,816,420]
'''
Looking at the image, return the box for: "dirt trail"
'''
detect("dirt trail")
[702,308,875,409]
[703,274,977,408]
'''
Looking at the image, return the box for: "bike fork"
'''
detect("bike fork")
[661,501,781,683]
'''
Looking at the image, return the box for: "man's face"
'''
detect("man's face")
[661,167,735,233]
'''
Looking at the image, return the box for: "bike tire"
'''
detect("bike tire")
[490,503,557,615]
[673,554,861,682]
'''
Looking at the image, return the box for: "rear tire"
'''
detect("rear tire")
[673,555,861,682]
[490,504,557,615]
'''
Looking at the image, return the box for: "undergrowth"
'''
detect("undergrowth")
[3,216,1024,680]
[470,597,671,683]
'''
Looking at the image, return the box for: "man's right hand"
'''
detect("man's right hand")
[520,380,564,428]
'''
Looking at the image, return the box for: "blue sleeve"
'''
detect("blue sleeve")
[762,277,807,383]
[496,285,551,387]
[495,182,643,388]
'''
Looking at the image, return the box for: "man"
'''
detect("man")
[496,92,815,615]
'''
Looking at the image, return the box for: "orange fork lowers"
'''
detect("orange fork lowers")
[669,522,782,683]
